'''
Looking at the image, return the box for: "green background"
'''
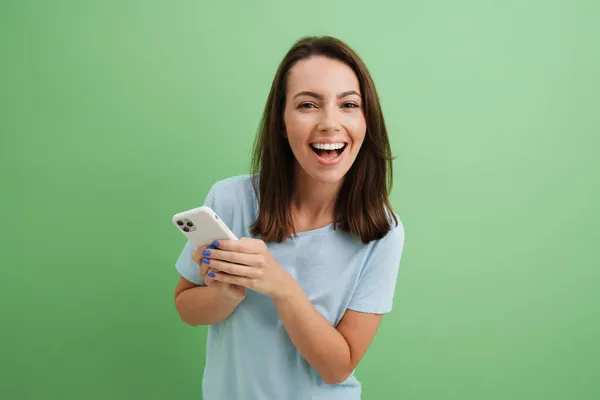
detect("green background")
[2,0,598,399]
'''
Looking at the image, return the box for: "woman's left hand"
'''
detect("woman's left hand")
[200,238,296,300]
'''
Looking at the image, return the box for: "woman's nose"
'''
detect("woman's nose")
[317,107,341,132]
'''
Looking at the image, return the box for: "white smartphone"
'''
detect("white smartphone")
[172,206,238,247]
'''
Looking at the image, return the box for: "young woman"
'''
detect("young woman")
[174,36,405,399]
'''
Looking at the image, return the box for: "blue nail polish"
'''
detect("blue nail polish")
[207,272,215,278]
[202,258,210,264]
[208,245,215,249]
[202,249,211,256]
[212,240,219,247]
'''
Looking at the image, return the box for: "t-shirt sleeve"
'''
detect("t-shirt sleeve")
[174,185,217,286]
[347,218,405,314]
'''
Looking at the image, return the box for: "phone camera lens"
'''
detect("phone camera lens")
[183,227,190,232]
[177,220,184,226]
[186,222,193,227]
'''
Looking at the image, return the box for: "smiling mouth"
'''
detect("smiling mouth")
[310,143,348,159]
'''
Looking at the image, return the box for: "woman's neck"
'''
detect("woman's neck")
[291,164,342,232]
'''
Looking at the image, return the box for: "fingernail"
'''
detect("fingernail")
[202,258,210,264]
[212,241,219,247]
[208,245,215,249]
[202,249,211,256]
[207,272,215,278]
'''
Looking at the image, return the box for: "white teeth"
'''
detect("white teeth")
[312,142,345,150]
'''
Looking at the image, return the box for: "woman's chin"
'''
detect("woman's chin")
[307,167,348,185]
[294,158,351,186]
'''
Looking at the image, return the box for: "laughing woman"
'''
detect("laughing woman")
[174,36,405,400]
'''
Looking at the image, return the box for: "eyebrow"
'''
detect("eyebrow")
[292,90,362,100]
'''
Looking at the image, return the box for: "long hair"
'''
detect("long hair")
[250,36,397,244]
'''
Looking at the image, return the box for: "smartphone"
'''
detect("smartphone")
[172,206,238,247]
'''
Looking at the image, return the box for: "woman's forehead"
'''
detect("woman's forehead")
[287,56,360,95]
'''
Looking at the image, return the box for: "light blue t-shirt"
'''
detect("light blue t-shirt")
[175,174,405,400]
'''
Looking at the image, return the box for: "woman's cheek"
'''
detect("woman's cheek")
[344,123,366,143]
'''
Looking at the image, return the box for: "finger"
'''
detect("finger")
[211,271,252,287]
[192,244,212,264]
[204,248,263,267]
[199,262,209,277]
[204,258,262,279]
[213,238,261,254]
[204,268,215,286]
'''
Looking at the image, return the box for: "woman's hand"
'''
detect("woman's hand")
[200,238,296,300]
[192,244,246,302]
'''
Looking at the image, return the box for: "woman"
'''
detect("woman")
[174,36,405,399]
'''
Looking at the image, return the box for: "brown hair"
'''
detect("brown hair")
[250,36,397,244]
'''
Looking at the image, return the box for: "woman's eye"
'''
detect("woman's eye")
[299,103,317,109]
[343,102,359,108]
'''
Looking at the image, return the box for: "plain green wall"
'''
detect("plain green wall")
[2,0,599,399]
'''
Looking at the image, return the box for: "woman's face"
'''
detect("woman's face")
[283,56,367,185]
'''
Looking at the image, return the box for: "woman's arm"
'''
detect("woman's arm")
[174,277,244,326]
[272,283,382,384]
[202,238,384,384]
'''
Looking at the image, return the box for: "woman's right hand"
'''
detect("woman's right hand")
[192,244,247,302]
